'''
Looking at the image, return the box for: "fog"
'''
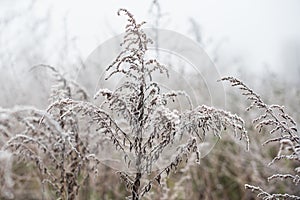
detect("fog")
[0,0,299,107]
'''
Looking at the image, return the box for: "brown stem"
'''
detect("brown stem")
[132,172,142,200]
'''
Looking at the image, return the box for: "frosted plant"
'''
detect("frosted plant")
[0,108,13,148]
[31,64,90,102]
[0,9,250,200]
[1,106,101,199]
[222,77,300,200]
[47,9,249,200]
[0,67,98,199]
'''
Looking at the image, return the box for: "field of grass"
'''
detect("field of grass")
[0,3,299,200]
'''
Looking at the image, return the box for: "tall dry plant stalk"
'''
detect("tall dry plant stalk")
[222,77,300,199]
[47,9,249,199]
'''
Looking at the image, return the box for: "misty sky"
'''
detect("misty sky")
[1,0,300,79]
